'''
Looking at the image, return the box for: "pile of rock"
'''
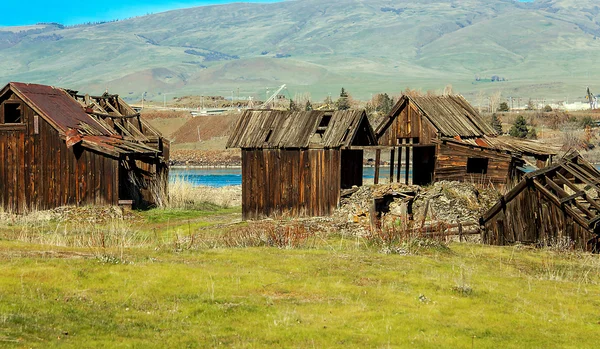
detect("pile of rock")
[335,181,501,228]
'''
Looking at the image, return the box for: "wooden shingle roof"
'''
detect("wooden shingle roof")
[227,109,377,149]
[377,95,497,139]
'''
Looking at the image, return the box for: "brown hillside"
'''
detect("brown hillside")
[171,113,239,144]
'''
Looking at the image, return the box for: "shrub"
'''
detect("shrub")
[497,102,509,112]
[543,105,553,112]
[580,116,595,128]
[221,221,315,249]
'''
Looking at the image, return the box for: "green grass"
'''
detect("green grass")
[140,206,237,224]
[0,208,599,348]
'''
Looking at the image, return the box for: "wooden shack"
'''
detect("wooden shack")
[374,95,556,186]
[227,109,377,219]
[0,82,169,213]
[481,153,600,252]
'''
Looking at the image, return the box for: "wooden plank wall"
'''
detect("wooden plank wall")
[435,143,511,185]
[242,149,341,220]
[0,96,119,213]
[378,102,437,146]
[483,187,596,251]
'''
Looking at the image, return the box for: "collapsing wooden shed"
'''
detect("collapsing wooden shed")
[374,95,557,186]
[227,109,377,219]
[0,82,169,213]
[481,152,600,252]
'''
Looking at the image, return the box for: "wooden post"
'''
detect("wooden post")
[389,148,395,183]
[458,222,463,242]
[374,149,381,185]
[397,140,403,183]
[409,138,413,185]
[405,139,410,185]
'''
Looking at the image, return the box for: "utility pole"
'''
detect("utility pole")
[141,91,146,110]
[163,93,171,108]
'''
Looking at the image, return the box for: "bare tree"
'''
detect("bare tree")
[477,90,486,113]
[489,91,502,113]
[443,84,454,96]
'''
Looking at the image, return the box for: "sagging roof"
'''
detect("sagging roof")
[482,152,600,232]
[227,109,377,149]
[377,95,497,139]
[4,82,165,158]
[440,135,560,158]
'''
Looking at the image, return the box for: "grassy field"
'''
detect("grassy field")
[1,206,599,348]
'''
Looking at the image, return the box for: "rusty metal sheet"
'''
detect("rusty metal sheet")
[65,129,83,148]
[11,82,107,136]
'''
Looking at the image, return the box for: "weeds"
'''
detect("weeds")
[220,221,316,249]
[364,216,450,254]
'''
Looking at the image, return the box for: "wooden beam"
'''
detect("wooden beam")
[374,149,381,185]
[533,179,589,229]
[389,148,395,183]
[555,171,600,212]
[405,139,410,185]
[559,191,586,204]
[396,140,402,183]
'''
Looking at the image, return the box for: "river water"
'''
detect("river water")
[170,167,391,187]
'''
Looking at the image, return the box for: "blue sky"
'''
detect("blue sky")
[1,0,284,26]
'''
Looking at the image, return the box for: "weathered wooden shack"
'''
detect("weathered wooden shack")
[0,82,169,212]
[374,95,557,186]
[227,109,377,219]
[481,153,600,252]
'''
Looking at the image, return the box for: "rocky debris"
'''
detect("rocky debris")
[413,181,501,224]
[335,181,501,228]
[336,183,420,226]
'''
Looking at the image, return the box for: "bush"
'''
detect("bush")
[543,105,553,112]
[497,102,509,112]
[580,116,595,128]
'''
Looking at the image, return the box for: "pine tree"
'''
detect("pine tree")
[491,113,503,134]
[305,100,313,111]
[336,88,351,110]
[509,115,529,138]
[289,99,299,111]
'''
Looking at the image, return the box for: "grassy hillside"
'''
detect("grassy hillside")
[1,0,600,102]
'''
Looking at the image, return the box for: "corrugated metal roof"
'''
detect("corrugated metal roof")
[406,95,498,138]
[11,82,108,136]
[227,109,376,149]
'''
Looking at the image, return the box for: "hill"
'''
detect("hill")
[1,0,600,102]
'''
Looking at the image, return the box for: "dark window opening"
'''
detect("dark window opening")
[316,114,332,135]
[467,157,489,174]
[264,129,273,143]
[319,114,332,128]
[3,103,22,124]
